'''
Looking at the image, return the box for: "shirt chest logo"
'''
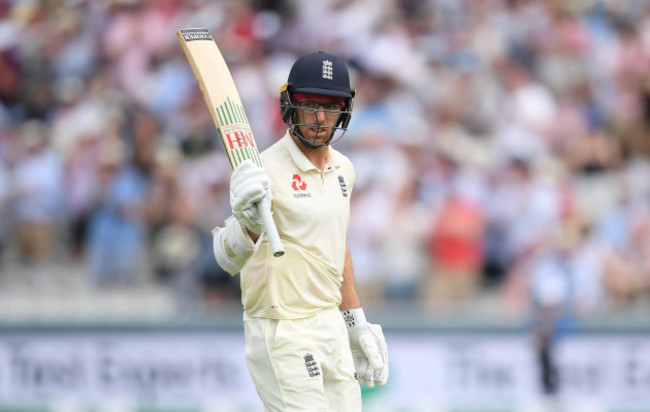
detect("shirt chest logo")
[292,174,307,191]
[292,174,311,198]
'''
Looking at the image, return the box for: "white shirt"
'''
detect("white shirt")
[241,131,355,320]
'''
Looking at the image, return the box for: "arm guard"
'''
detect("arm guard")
[212,215,255,275]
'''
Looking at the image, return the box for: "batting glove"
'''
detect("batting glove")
[230,160,272,235]
[343,308,389,388]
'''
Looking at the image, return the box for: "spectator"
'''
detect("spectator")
[505,214,602,395]
[380,174,431,300]
[85,138,151,286]
[425,183,486,306]
[0,153,8,266]
[149,190,204,312]
[601,208,650,305]
[63,132,102,260]
[9,120,63,264]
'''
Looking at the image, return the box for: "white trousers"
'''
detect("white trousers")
[244,306,362,412]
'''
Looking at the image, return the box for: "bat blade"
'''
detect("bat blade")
[177,28,284,257]
[177,28,261,169]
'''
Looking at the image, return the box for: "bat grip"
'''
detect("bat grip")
[258,196,284,257]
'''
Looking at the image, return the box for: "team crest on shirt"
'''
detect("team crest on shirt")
[292,174,312,198]
[338,175,348,197]
[304,353,321,377]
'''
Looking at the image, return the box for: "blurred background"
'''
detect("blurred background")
[0,0,649,411]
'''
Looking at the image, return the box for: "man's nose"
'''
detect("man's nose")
[316,106,327,122]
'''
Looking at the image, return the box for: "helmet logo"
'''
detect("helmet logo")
[322,60,333,80]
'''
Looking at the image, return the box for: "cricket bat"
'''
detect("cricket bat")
[177,28,284,257]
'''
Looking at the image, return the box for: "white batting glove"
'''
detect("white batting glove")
[230,160,272,235]
[342,308,389,388]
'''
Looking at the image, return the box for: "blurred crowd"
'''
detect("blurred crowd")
[0,0,649,318]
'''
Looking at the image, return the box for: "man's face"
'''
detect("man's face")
[293,96,344,146]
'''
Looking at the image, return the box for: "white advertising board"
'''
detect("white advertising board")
[0,332,260,409]
[0,331,647,411]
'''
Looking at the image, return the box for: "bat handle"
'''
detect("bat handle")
[258,196,284,257]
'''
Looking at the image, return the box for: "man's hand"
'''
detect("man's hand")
[344,310,389,388]
[230,160,272,235]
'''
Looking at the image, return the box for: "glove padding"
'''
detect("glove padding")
[230,160,272,235]
[348,323,389,388]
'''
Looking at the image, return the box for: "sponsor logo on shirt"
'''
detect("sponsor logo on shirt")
[292,174,307,191]
[292,174,312,198]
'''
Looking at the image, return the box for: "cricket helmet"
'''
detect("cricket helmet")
[280,51,355,147]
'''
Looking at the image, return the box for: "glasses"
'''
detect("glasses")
[296,100,343,116]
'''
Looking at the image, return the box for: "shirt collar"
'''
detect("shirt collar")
[282,130,341,172]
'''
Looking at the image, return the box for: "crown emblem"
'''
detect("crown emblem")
[322,60,333,80]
